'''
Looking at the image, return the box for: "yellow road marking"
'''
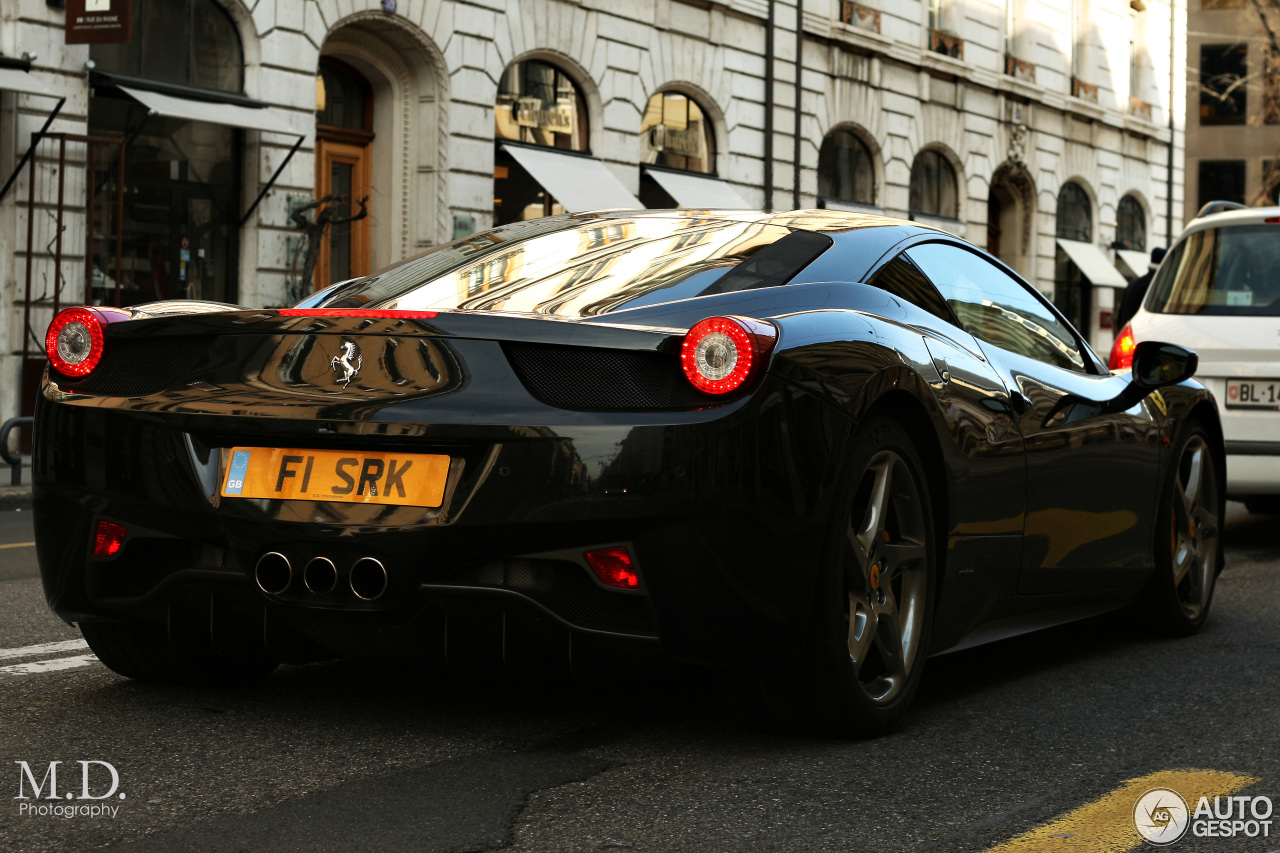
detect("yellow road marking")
[0,541,34,550]
[984,769,1257,852]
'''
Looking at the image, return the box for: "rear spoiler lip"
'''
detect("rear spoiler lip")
[102,306,688,353]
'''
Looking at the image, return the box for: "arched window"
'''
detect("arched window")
[639,91,715,174]
[494,59,590,225]
[1054,181,1094,335]
[317,59,372,133]
[818,129,874,207]
[1055,181,1092,242]
[1116,194,1146,252]
[91,0,243,93]
[909,150,958,219]
[495,59,588,152]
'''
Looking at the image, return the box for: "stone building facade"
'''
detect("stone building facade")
[1,0,1185,425]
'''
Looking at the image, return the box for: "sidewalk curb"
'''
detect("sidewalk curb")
[0,488,33,510]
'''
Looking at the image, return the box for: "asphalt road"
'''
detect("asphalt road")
[2,503,1279,852]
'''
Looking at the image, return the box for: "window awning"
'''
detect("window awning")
[644,167,751,209]
[0,67,57,98]
[1056,239,1128,287]
[117,84,300,136]
[502,144,642,212]
[1115,249,1151,279]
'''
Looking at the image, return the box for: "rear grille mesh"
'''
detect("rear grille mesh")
[66,337,212,397]
[503,342,711,411]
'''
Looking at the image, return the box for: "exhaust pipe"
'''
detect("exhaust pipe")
[255,552,293,595]
[349,557,388,601]
[304,556,338,595]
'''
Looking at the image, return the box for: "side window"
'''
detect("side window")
[868,254,956,325]
[906,243,1089,373]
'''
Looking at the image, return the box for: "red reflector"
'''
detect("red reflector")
[92,521,127,558]
[1109,323,1137,371]
[1266,217,1280,224]
[277,309,438,319]
[584,547,640,589]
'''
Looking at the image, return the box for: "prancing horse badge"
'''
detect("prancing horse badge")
[330,341,362,389]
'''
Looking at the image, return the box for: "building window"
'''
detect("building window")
[1128,2,1146,102]
[1197,161,1246,210]
[87,0,245,307]
[909,150,958,220]
[494,59,590,225]
[495,59,588,152]
[1200,44,1248,125]
[818,129,875,208]
[314,58,375,289]
[639,91,715,174]
[91,0,243,92]
[1116,195,1146,252]
[1266,48,1280,125]
[1265,160,1280,205]
[1054,181,1093,333]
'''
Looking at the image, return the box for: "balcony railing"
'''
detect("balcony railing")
[930,29,964,60]
[840,0,882,33]
[1004,54,1037,83]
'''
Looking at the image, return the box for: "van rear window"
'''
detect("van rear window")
[1146,224,1280,316]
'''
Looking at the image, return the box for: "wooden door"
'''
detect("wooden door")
[314,138,371,289]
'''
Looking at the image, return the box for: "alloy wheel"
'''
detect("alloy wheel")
[844,449,929,704]
[1170,435,1218,620]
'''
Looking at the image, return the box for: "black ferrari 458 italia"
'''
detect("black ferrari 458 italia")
[34,210,1225,734]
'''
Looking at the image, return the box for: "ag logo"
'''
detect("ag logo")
[1134,787,1190,845]
[329,341,362,389]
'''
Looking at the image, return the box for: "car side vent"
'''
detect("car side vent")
[503,342,714,411]
[68,337,212,397]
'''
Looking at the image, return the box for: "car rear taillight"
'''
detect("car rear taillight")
[45,307,107,378]
[680,316,777,395]
[277,309,438,319]
[1110,323,1137,371]
[92,521,127,558]
[584,547,640,589]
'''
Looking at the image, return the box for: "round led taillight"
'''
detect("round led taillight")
[680,316,777,395]
[45,307,106,378]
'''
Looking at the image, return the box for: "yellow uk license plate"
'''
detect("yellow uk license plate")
[221,447,450,507]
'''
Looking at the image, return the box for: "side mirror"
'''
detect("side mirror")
[1132,341,1198,390]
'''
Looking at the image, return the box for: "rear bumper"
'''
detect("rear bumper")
[1224,448,1280,496]
[32,376,848,670]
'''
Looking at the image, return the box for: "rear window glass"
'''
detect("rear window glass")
[319,216,831,318]
[1146,224,1280,316]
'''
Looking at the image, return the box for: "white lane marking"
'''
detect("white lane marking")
[0,639,90,662]
[0,653,99,676]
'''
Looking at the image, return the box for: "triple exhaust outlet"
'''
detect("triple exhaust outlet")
[254,552,387,601]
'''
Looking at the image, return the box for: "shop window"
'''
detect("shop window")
[1200,44,1248,126]
[91,0,242,93]
[909,149,958,220]
[639,92,714,174]
[1265,160,1280,205]
[1266,48,1280,125]
[638,90,717,208]
[1054,181,1093,333]
[1116,195,1146,252]
[87,0,245,307]
[1197,161,1245,209]
[817,129,875,208]
[494,59,590,226]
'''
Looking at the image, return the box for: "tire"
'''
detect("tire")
[753,416,937,736]
[81,620,278,687]
[1134,423,1222,637]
